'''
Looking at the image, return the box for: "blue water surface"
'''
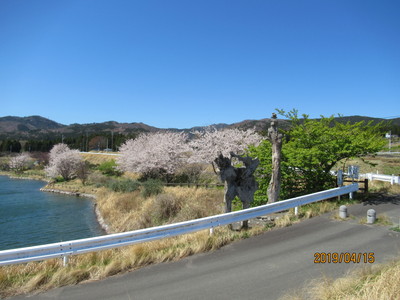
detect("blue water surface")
[0,175,104,250]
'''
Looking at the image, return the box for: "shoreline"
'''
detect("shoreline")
[0,172,48,182]
[39,187,96,199]
[40,187,111,234]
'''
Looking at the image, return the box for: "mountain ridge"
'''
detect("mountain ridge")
[1,115,399,140]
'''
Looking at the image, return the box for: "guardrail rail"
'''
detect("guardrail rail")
[0,184,358,266]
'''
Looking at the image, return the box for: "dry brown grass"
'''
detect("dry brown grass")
[281,259,400,300]
[358,214,393,226]
[294,199,352,221]
[274,213,298,228]
[95,186,224,233]
[79,153,117,165]
[368,180,400,195]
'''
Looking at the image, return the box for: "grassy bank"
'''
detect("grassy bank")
[0,169,47,181]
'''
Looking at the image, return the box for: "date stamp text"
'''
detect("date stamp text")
[314,252,375,264]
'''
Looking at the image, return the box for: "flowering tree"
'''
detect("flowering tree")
[117,129,262,180]
[49,143,70,157]
[45,143,83,180]
[188,128,262,164]
[117,132,190,175]
[9,153,32,173]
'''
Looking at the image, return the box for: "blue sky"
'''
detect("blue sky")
[1,0,399,128]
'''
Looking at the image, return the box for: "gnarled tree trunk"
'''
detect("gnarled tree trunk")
[267,115,283,203]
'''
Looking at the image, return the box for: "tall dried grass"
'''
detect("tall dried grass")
[281,259,400,300]
[95,186,224,233]
[79,153,116,165]
[368,180,400,195]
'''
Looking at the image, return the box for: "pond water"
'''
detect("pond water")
[0,175,104,251]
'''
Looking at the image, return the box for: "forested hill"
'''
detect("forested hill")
[0,115,399,152]
[0,116,64,133]
[0,116,160,140]
[334,116,400,126]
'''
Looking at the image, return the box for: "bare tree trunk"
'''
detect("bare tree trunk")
[267,116,283,203]
[241,201,250,229]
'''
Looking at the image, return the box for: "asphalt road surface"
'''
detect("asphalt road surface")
[13,194,400,300]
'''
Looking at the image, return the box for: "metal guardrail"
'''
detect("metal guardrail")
[0,184,358,266]
[360,173,399,185]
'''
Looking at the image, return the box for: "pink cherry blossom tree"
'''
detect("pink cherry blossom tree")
[117,128,262,179]
[188,128,262,164]
[117,132,191,175]
[9,153,32,173]
[45,143,83,180]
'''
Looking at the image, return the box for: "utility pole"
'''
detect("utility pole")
[86,132,88,152]
[111,131,114,151]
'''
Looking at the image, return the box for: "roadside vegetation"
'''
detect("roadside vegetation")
[1,111,398,298]
[281,258,400,300]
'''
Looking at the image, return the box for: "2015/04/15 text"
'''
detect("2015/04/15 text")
[314,252,375,264]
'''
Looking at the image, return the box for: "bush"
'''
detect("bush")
[141,179,163,198]
[107,178,140,193]
[139,168,172,182]
[54,176,66,183]
[88,172,113,187]
[0,162,10,171]
[97,160,122,176]
[153,193,183,221]
[172,164,206,184]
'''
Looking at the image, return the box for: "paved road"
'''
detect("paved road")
[14,195,400,300]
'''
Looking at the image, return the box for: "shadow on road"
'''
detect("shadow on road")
[362,192,400,205]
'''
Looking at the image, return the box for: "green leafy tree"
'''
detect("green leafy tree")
[249,110,387,205]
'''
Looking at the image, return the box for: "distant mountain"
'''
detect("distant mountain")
[0,116,160,140]
[333,116,400,126]
[60,121,160,135]
[0,115,398,141]
[227,118,291,132]
[181,123,230,132]
[0,116,64,135]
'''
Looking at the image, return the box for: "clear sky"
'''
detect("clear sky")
[1,0,399,128]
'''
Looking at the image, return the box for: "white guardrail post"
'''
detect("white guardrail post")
[0,184,358,267]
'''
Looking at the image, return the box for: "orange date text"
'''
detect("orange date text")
[314,252,375,264]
